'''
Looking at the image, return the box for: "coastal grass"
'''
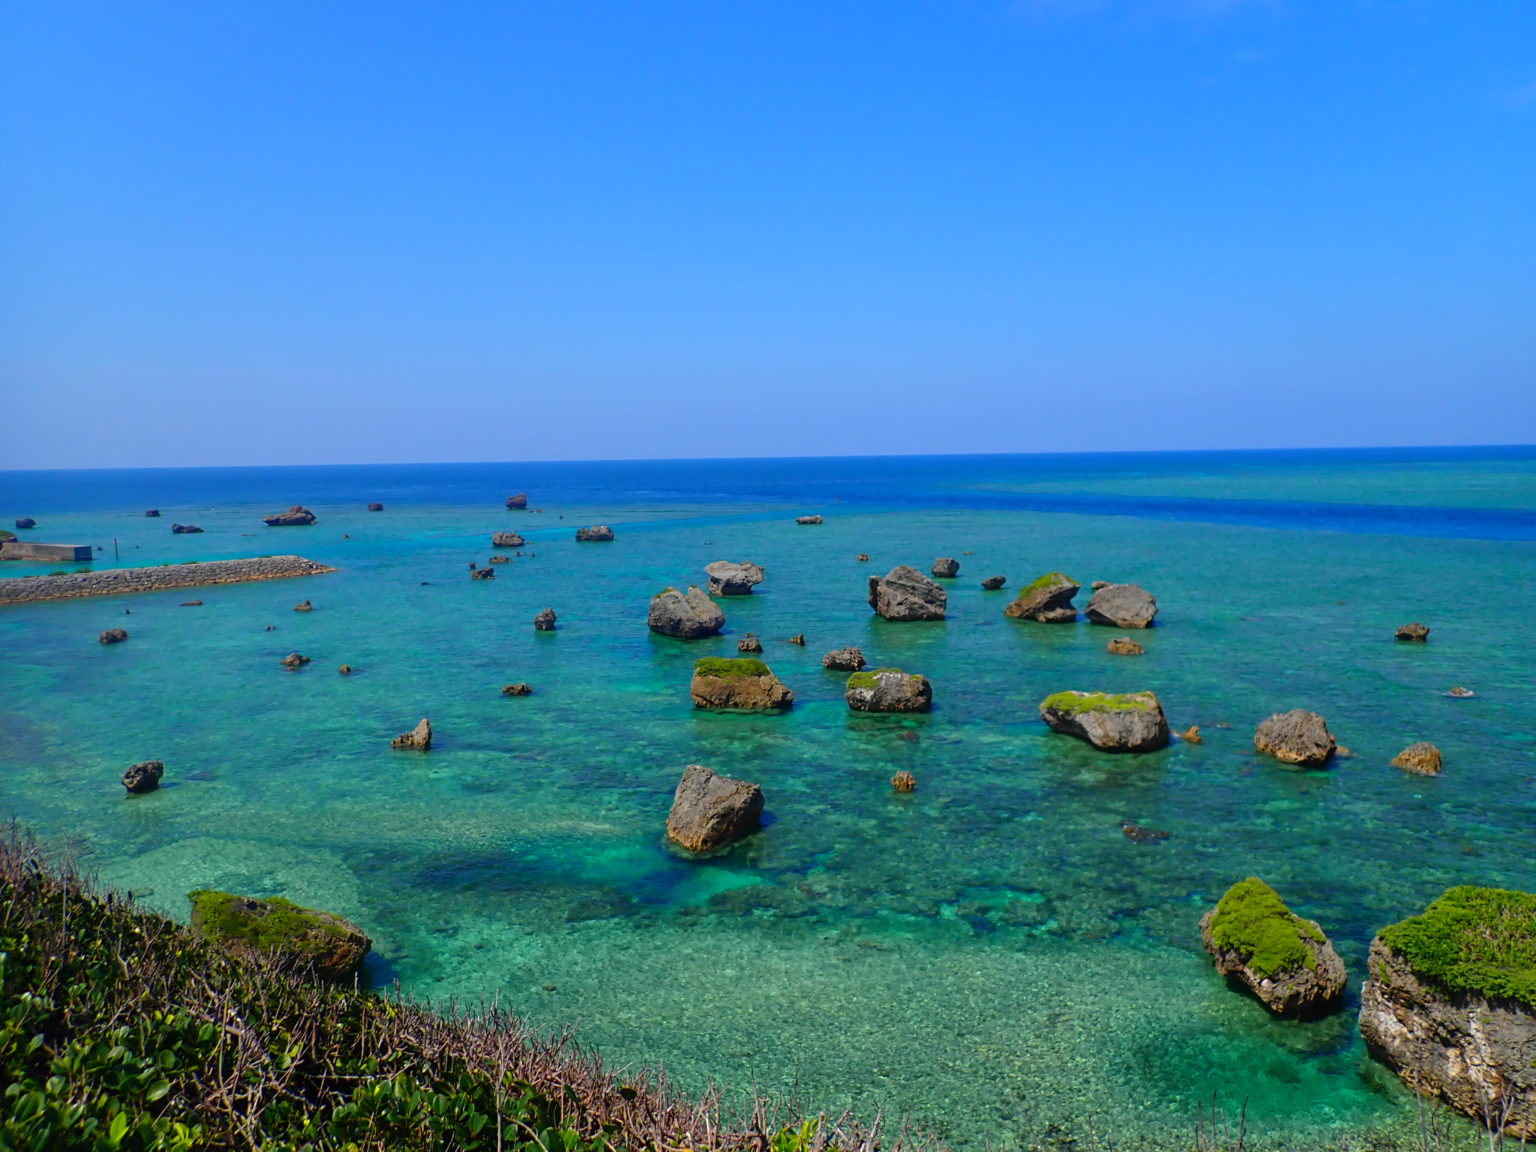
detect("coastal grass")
[693,657,770,679]
[1207,878,1323,978]
[1016,571,1076,598]
[0,827,916,1152]
[1377,886,1536,1010]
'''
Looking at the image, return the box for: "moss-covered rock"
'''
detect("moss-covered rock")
[1004,571,1079,623]
[1360,887,1536,1137]
[1038,691,1168,752]
[188,890,371,981]
[690,658,792,710]
[1199,878,1345,1018]
[845,668,932,713]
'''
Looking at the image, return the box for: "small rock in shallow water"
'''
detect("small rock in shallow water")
[1120,821,1169,843]
[891,771,916,792]
[98,628,128,645]
[981,575,1006,590]
[534,608,557,631]
[180,600,201,606]
[502,682,532,696]
[1106,637,1143,656]
[337,664,352,675]
[279,652,309,669]
[122,760,164,794]
[1395,622,1430,642]
[1392,742,1442,776]
[821,646,865,671]
[737,633,762,654]
[390,718,432,750]
[1446,685,1475,698]
[1178,725,1202,744]
[786,633,806,645]
[931,557,959,578]
[666,764,764,851]
[293,600,313,611]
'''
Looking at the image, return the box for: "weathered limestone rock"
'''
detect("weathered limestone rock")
[98,628,128,645]
[689,658,793,710]
[367,502,384,512]
[704,560,765,596]
[279,652,310,670]
[122,759,163,794]
[1396,622,1430,642]
[931,557,959,578]
[981,575,1007,590]
[1359,887,1536,1138]
[821,646,865,672]
[1039,691,1169,752]
[868,566,947,621]
[534,608,557,631]
[180,600,202,607]
[492,531,526,548]
[189,890,371,981]
[786,633,806,646]
[575,525,614,541]
[506,493,528,510]
[795,515,823,525]
[1106,637,1144,656]
[1254,709,1336,767]
[1085,582,1158,629]
[171,523,204,534]
[502,682,532,696]
[737,633,762,654]
[845,668,933,713]
[891,771,916,792]
[263,505,317,526]
[470,567,495,579]
[648,586,725,638]
[293,600,313,612]
[1392,742,1443,776]
[1199,877,1346,1018]
[337,664,352,675]
[390,718,432,750]
[1179,725,1203,744]
[665,764,764,852]
[488,555,509,564]
[1005,572,1080,623]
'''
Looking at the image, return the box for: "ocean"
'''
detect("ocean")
[3,446,1534,1148]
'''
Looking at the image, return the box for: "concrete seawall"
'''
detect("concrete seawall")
[0,555,336,605]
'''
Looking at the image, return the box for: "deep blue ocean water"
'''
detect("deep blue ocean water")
[3,445,1534,1148]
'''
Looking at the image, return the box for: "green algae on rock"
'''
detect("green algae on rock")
[1004,571,1080,623]
[1361,886,1536,1138]
[690,657,793,710]
[188,889,371,981]
[1199,877,1345,1018]
[1039,691,1168,752]
[845,668,932,713]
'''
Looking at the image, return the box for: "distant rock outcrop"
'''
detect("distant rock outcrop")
[534,608,557,631]
[470,567,495,580]
[171,523,204,534]
[737,633,762,654]
[1254,710,1336,767]
[845,668,932,713]
[98,628,128,645]
[821,646,865,672]
[1005,573,1080,623]
[492,531,526,548]
[1392,742,1442,776]
[14,518,36,530]
[1200,877,1346,1018]
[981,575,1006,590]
[506,493,528,510]
[1106,637,1144,656]
[795,515,823,525]
[931,557,959,578]
[1039,691,1169,752]
[390,718,432,750]
[144,509,161,518]
[122,759,164,795]
[648,586,725,639]
[1395,622,1430,642]
[891,771,916,792]
[279,652,310,669]
[666,764,764,852]
[263,506,317,526]
[502,682,532,696]
[575,525,614,542]
[689,658,793,710]
[1085,582,1158,629]
[293,600,313,612]
[367,502,384,512]
[704,560,765,596]
[868,566,947,621]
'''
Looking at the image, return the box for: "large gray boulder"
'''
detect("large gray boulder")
[1039,691,1169,752]
[491,531,525,548]
[575,525,614,541]
[845,668,932,713]
[666,764,764,852]
[821,646,865,672]
[868,566,946,621]
[1254,709,1336,767]
[648,586,725,638]
[1199,877,1346,1018]
[931,557,959,578]
[263,505,317,526]
[1359,887,1536,1138]
[1085,582,1158,628]
[1004,572,1080,623]
[704,560,765,596]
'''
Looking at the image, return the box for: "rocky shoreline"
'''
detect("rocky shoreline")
[0,554,336,605]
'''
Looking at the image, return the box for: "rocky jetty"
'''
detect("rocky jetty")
[1005,572,1080,623]
[534,608,557,631]
[98,628,128,645]
[891,771,916,792]
[390,718,432,750]
[689,658,793,710]
[704,560,765,595]
[666,764,764,852]
[263,506,316,527]
[189,890,371,981]
[170,523,204,534]
[821,646,865,672]
[575,525,614,541]
[648,586,725,638]
[1392,742,1443,776]
[279,652,310,670]
[492,531,526,548]
[868,566,947,621]
[1359,886,1536,1137]
[1040,691,1169,752]
[1254,709,1336,767]
[845,668,933,713]
[1200,877,1346,1018]
[931,557,959,578]
[795,515,823,525]
[1085,582,1158,628]
[1395,622,1430,642]
[506,493,528,510]
[122,759,164,795]
[144,509,160,517]
[981,575,1006,590]
[0,555,338,607]
[502,682,532,696]
[1106,637,1144,656]
[367,502,384,512]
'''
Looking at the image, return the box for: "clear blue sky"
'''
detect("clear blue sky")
[2,1,1533,468]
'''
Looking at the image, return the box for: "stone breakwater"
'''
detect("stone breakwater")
[0,555,336,605]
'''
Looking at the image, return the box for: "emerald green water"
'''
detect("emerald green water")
[3,455,1534,1147]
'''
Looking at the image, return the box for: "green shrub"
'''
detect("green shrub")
[1040,691,1153,715]
[1378,886,1536,1009]
[694,657,770,679]
[1206,878,1323,978]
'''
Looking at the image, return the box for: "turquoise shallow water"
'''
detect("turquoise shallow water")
[2,451,1535,1148]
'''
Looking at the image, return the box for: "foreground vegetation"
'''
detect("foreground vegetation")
[0,828,907,1152]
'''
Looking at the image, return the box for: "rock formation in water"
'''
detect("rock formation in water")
[492,531,526,548]
[279,652,310,669]
[1106,637,1144,656]
[795,515,822,525]
[534,608,557,631]
[171,523,204,534]
[931,557,959,578]
[1199,877,1346,1018]
[1392,742,1442,775]
[648,586,725,638]
[1039,691,1169,752]
[981,575,1006,590]
[502,682,532,696]
[666,764,764,852]
[575,525,613,541]
[122,759,164,795]
[689,658,793,710]
[506,493,528,510]
[704,560,765,595]
[1085,582,1158,629]
[845,668,933,713]
[367,502,384,512]
[1254,709,1336,767]
[390,718,432,750]
[98,628,128,645]
[1005,572,1080,623]
[189,890,371,981]
[821,646,865,672]
[263,506,317,527]
[891,771,916,792]
[868,566,947,621]
[1395,622,1430,642]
